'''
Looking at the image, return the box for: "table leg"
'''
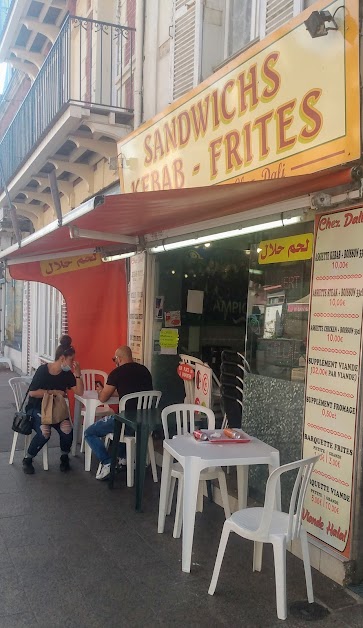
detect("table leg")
[182,457,200,573]
[135,424,149,512]
[158,448,173,534]
[71,398,81,457]
[108,419,122,490]
[269,451,281,510]
[236,465,249,510]
[83,406,96,471]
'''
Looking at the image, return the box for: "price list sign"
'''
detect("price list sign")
[128,252,145,363]
[303,208,363,556]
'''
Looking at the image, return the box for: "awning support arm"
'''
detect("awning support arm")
[69,226,138,245]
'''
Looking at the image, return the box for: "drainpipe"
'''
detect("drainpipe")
[134,0,145,129]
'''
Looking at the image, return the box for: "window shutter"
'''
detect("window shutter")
[171,0,202,101]
[260,0,303,38]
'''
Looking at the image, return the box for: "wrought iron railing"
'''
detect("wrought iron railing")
[0,15,135,187]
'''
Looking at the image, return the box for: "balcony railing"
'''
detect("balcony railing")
[0,14,135,188]
[0,0,13,39]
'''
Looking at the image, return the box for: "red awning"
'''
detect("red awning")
[1,167,356,262]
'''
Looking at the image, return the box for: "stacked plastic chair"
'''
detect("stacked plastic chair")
[220,351,250,429]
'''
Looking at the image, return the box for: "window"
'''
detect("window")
[224,0,304,61]
[34,283,66,360]
[4,278,23,351]
[225,0,259,59]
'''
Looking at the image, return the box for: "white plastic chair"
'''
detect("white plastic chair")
[161,404,231,539]
[79,369,113,453]
[9,376,49,470]
[208,454,320,620]
[98,390,162,488]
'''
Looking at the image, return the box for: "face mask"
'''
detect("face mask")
[61,364,72,372]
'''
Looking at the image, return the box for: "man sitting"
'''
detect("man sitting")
[84,345,152,480]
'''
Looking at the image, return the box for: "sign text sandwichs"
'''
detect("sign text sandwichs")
[118,0,359,193]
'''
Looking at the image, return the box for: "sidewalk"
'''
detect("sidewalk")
[0,369,362,627]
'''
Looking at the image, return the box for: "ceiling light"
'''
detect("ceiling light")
[102,252,136,262]
[149,216,301,254]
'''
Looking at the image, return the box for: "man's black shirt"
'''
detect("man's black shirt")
[107,362,153,407]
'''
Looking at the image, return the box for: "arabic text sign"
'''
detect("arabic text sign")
[118,0,359,193]
[302,206,363,557]
[258,234,313,265]
[40,253,102,277]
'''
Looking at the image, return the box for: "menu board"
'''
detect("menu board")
[302,207,363,556]
[128,252,145,363]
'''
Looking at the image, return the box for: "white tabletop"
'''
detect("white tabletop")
[74,390,118,404]
[163,434,279,467]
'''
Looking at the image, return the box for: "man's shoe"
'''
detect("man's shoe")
[22,457,35,475]
[60,454,71,472]
[96,463,111,480]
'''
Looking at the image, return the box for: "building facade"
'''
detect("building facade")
[0,0,362,587]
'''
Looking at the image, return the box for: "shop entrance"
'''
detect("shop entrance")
[151,220,314,408]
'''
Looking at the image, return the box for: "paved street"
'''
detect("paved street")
[0,369,362,627]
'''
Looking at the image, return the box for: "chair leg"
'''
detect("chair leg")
[42,444,48,471]
[80,424,85,453]
[9,433,18,464]
[126,439,135,488]
[217,472,231,519]
[272,538,287,620]
[197,482,204,512]
[148,435,158,483]
[253,541,263,572]
[208,523,231,595]
[173,478,183,539]
[167,476,176,515]
[300,528,314,603]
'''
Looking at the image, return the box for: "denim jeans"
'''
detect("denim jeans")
[27,409,73,458]
[84,416,128,465]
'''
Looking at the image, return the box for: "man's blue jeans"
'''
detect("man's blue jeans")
[84,416,128,465]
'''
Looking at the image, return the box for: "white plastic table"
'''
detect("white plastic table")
[158,434,281,573]
[72,390,118,470]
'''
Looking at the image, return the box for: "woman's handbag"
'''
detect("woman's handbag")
[12,385,32,435]
[41,392,69,425]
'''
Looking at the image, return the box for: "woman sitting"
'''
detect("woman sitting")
[23,335,83,474]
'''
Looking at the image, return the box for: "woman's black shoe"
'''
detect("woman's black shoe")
[22,457,35,474]
[60,454,71,472]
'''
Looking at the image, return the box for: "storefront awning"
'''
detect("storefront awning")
[0,166,357,263]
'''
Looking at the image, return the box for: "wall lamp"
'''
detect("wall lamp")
[304,10,339,38]
[304,7,341,39]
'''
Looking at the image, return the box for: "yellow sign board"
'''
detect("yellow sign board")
[118,0,359,194]
[159,328,179,349]
[258,233,313,264]
[40,252,102,277]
